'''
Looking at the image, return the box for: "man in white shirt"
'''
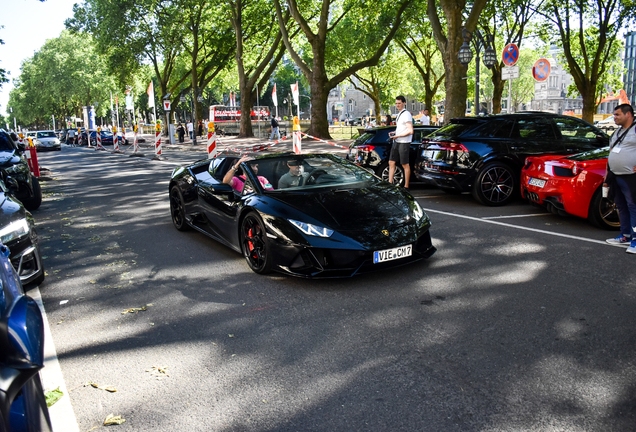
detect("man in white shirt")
[421,109,430,126]
[388,95,413,188]
[187,121,194,140]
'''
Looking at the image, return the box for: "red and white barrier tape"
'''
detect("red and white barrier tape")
[300,132,349,150]
[220,135,289,154]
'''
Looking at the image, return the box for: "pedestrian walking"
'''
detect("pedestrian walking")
[385,114,392,126]
[605,103,636,253]
[187,121,194,140]
[388,95,413,189]
[197,120,203,137]
[269,116,280,141]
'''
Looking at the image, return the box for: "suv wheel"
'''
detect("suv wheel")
[472,162,516,206]
[378,162,405,187]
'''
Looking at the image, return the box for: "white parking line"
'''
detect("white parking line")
[421,207,619,247]
[482,213,550,219]
[31,288,80,432]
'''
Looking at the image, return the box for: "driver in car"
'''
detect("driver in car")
[278,160,308,188]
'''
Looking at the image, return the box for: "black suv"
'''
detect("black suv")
[0,131,42,211]
[347,125,439,186]
[414,113,609,206]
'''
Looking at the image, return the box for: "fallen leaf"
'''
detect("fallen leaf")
[121,306,147,314]
[45,387,63,407]
[103,414,125,425]
[86,381,117,392]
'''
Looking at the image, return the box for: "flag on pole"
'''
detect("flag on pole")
[292,81,299,107]
[147,81,155,108]
[272,84,278,107]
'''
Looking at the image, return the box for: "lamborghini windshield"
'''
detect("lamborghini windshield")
[247,154,378,191]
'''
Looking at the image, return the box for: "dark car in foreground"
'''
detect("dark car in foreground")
[346,125,439,186]
[0,242,52,432]
[0,131,42,211]
[0,180,44,286]
[415,112,609,206]
[169,153,436,277]
[521,146,618,229]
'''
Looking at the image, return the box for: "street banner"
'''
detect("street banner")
[292,81,299,106]
[147,81,155,108]
[272,84,277,107]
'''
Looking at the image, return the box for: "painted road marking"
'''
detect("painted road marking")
[422,207,623,247]
[482,213,550,219]
[31,288,81,432]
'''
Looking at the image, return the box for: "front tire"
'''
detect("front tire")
[377,162,405,187]
[169,186,190,231]
[22,176,42,211]
[241,212,272,274]
[472,162,517,206]
[588,188,620,230]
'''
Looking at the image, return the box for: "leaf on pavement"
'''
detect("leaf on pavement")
[121,306,147,314]
[146,365,169,380]
[103,414,126,425]
[45,387,63,407]
[86,381,117,392]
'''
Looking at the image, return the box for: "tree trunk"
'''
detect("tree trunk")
[581,85,596,123]
[308,50,332,139]
[491,64,504,114]
[442,51,468,122]
[238,91,255,137]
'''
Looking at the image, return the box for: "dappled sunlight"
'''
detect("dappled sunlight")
[554,318,587,341]
[482,242,547,256]
[364,307,417,328]
[472,261,548,286]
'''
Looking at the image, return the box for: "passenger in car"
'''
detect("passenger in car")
[222,155,273,192]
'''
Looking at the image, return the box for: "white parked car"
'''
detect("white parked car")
[33,130,61,151]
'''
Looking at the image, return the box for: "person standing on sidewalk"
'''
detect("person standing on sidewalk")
[421,108,431,125]
[605,103,636,253]
[387,96,413,188]
[187,121,194,141]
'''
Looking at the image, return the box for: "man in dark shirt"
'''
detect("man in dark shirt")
[278,160,308,188]
[270,117,280,140]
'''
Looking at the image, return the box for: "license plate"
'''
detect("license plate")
[528,177,546,188]
[374,245,412,264]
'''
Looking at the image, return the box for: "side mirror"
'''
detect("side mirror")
[4,177,18,193]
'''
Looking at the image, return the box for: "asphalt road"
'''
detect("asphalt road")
[32,143,636,432]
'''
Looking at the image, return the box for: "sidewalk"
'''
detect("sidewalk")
[134,133,352,156]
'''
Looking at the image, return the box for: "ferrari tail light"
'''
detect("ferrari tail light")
[524,157,535,169]
[571,161,587,175]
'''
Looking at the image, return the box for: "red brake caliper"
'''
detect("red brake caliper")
[248,228,254,252]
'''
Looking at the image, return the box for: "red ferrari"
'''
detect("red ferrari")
[521,147,619,229]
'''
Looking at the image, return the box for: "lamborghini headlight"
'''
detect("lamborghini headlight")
[289,219,334,238]
[0,218,30,243]
[413,200,425,221]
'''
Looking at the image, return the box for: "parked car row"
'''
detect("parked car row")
[348,113,617,230]
[24,131,61,152]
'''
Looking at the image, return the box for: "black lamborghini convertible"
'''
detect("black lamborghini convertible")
[169,153,436,277]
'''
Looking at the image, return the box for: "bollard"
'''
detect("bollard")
[130,123,144,157]
[26,137,40,177]
[207,121,218,159]
[152,121,164,160]
[292,116,302,154]
[95,127,106,151]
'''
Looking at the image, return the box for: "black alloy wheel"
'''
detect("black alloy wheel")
[588,188,620,230]
[378,162,405,187]
[22,176,42,211]
[472,162,516,206]
[169,186,190,231]
[241,212,272,274]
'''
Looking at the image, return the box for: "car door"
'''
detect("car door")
[508,116,564,163]
[553,116,609,152]
[197,158,242,246]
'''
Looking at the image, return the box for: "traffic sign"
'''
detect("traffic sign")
[533,58,551,82]
[501,65,519,80]
[163,100,171,111]
[502,44,519,66]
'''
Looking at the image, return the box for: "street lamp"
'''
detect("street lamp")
[457,28,496,116]
[299,95,311,121]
